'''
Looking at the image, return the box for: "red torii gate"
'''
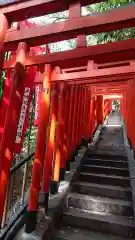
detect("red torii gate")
[0,0,134,235]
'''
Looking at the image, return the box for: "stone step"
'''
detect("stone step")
[82,164,129,177]
[68,193,133,217]
[56,225,129,240]
[80,172,130,187]
[83,158,128,169]
[72,182,132,201]
[63,207,134,238]
[85,152,127,161]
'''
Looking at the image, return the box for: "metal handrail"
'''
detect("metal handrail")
[10,152,34,175]
[1,152,34,229]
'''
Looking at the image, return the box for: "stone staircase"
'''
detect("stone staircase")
[55,116,135,239]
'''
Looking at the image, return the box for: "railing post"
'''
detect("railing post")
[25,64,51,233]
[0,42,29,226]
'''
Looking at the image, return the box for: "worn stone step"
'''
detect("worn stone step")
[72,181,132,201]
[63,207,134,238]
[85,152,127,161]
[83,158,128,169]
[80,172,130,187]
[68,193,133,217]
[56,226,129,240]
[82,165,129,177]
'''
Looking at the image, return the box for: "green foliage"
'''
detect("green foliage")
[23,91,37,154]
[87,0,135,44]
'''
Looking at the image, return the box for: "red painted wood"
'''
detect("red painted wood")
[0,14,8,52]
[67,85,76,160]
[52,66,135,82]
[71,86,79,153]
[4,38,135,68]
[81,88,87,139]
[0,42,29,222]
[63,86,71,168]
[79,87,85,141]
[0,14,8,82]
[42,82,59,192]
[51,83,65,183]
[85,88,90,140]
[14,66,36,153]
[86,88,92,140]
[0,69,12,144]
[0,0,101,23]
[28,64,51,211]
[75,86,82,146]
[69,78,129,86]
[4,4,135,51]
[96,95,104,125]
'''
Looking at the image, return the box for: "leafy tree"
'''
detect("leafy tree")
[86,0,135,44]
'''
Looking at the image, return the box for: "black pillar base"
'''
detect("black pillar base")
[75,145,81,152]
[50,180,59,195]
[25,211,37,233]
[88,136,92,143]
[81,137,88,147]
[66,160,70,171]
[133,149,135,160]
[70,151,76,162]
[59,168,65,181]
[128,137,132,149]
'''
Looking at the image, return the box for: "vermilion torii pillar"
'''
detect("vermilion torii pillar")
[66,85,76,170]
[50,83,68,194]
[75,86,82,150]
[0,42,29,225]
[42,82,59,199]
[0,14,8,69]
[0,14,9,146]
[62,86,70,175]
[70,86,79,159]
[96,95,104,125]
[59,83,68,181]
[26,64,52,233]
[79,87,85,143]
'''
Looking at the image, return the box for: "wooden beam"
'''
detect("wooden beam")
[4,4,135,51]
[3,38,135,68]
[68,78,129,85]
[91,81,128,87]
[0,0,101,23]
[52,66,135,82]
[98,60,130,69]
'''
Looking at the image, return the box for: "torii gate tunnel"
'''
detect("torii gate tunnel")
[0,0,135,239]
